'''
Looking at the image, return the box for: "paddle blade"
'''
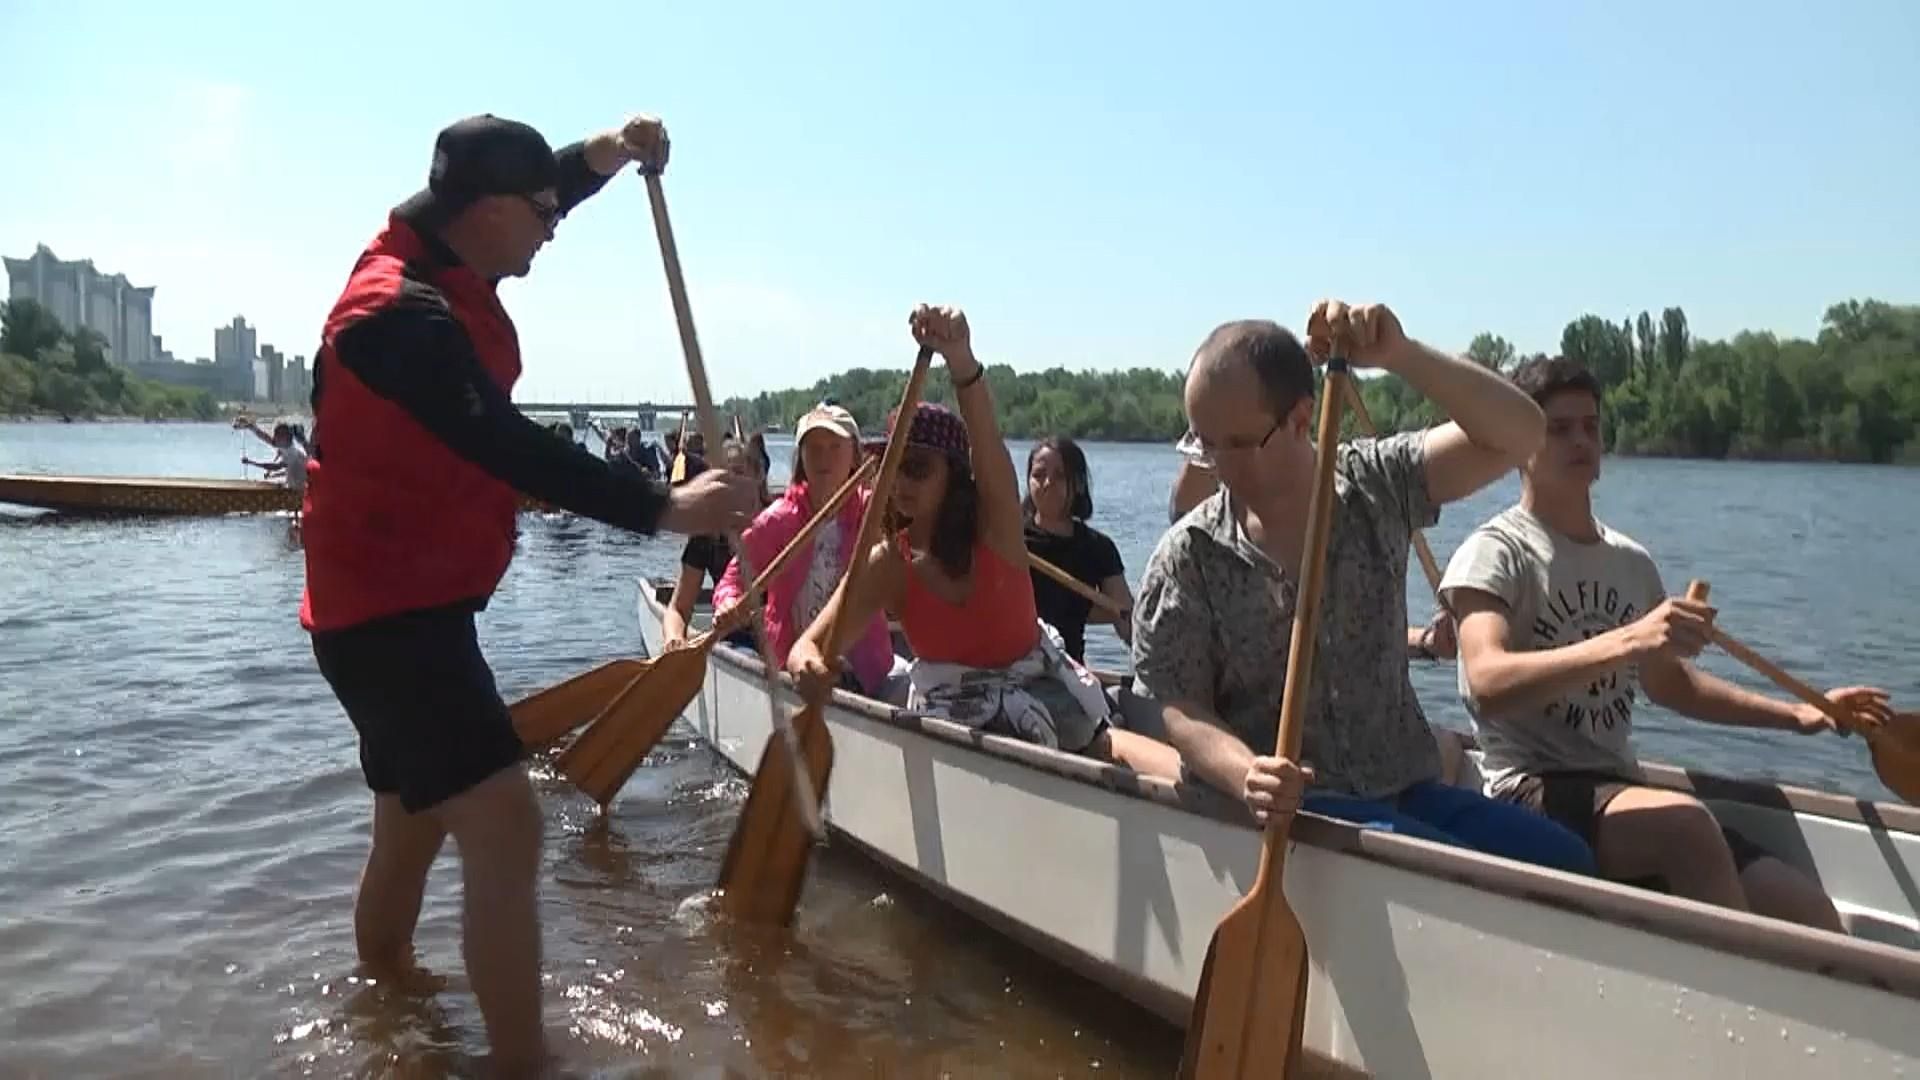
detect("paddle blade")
[1181,844,1309,1079]
[717,702,835,925]
[509,658,651,750]
[555,645,710,807]
[1870,714,1920,804]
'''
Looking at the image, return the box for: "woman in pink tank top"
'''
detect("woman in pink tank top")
[785,305,1179,780]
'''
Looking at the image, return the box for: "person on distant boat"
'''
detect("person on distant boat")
[1131,302,1595,875]
[1441,356,1891,929]
[299,112,754,1076]
[599,423,629,461]
[662,434,774,649]
[1023,436,1132,664]
[238,420,311,496]
[710,403,897,695]
[787,305,1183,779]
[627,434,666,478]
[1170,420,1453,662]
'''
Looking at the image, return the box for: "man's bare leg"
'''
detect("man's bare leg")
[1593,786,1748,910]
[357,794,448,970]
[435,765,547,1077]
[1741,855,1846,933]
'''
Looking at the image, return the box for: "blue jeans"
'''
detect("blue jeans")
[1304,780,1597,876]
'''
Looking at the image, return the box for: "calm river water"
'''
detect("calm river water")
[2,420,1915,1077]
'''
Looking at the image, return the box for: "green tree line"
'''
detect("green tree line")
[725,298,1920,463]
[1,299,220,421]
[723,364,1190,443]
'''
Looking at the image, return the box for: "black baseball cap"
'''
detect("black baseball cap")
[396,114,558,229]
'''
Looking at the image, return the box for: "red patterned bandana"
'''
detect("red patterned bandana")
[872,402,971,463]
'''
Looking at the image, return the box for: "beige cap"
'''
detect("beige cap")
[794,403,860,445]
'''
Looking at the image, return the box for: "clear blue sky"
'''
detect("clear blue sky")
[3,0,1915,407]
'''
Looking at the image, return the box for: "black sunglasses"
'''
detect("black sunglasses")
[519,194,562,228]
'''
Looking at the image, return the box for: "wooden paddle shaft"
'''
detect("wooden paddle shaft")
[824,348,935,658]
[1275,360,1350,766]
[1341,378,1445,597]
[1029,551,1127,616]
[1686,579,1854,729]
[644,169,822,836]
[645,174,727,456]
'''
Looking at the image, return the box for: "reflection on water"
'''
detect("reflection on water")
[2,422,1917,1075]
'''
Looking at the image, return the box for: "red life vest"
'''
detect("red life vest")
[299,216,524,631]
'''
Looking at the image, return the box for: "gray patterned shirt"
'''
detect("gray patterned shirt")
[1131,432,1442,799]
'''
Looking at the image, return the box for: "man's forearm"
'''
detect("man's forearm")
[1388,340,1545,458]
[1657,665,1801,730]
[1464,627,1639,716]
[1163,702,1255,798]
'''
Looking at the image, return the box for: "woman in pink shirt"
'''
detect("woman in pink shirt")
[712,404,895,696]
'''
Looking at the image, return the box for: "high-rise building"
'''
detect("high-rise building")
[287,355,312,405]
[214,316,257,368]
[261,344,286,403]
[3,244,155,366]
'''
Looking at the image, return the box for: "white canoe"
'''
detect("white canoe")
[633,578,1920,1077]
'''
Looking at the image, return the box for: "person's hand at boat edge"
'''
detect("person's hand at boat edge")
[660,469,755,536]
[1792,686,1894,737]
[1242,756,1314,826]
[585,113,670,175]
[909,304,977,373]
[786,638,842,707]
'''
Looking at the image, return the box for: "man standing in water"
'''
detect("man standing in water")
[300,112,754,1074]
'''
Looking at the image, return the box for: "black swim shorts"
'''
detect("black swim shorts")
[312,602,525,813]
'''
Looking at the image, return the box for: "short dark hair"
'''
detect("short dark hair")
[1022,437,1094,521]
[1510,355,1603,409]
[1194,319,1315,420]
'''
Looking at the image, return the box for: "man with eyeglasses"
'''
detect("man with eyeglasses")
[300,112,755,1075]
[1170,422,1457,661]
[1130,301,1596,876]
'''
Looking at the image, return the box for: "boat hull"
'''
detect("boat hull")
[633,578,1920,1077]
[0,473,553,516]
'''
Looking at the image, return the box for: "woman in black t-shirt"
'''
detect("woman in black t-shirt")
[1022,437,1132,663]
[662,435,772,647]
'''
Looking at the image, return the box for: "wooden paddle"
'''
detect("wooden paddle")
[670,413,690,483]
[1028,551,1127,617]
[717,345,935,925]
[1687,580,1920,803]
[513,657,652,750]
[1181,352,1352,1079]
[641,169,827,840]
[1341,378,1444,597]
[521,455,877,789]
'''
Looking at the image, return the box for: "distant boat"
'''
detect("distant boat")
[0,473,552,516]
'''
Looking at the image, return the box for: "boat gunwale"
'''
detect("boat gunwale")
[637,577,1920,1004]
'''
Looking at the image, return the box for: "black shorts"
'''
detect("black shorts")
[1503,770,1771,877]
[312,603,524,814]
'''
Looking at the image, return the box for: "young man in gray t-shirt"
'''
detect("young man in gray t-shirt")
[1440,356,1892,931]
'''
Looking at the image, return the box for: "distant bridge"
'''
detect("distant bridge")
[515,402,698,433]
